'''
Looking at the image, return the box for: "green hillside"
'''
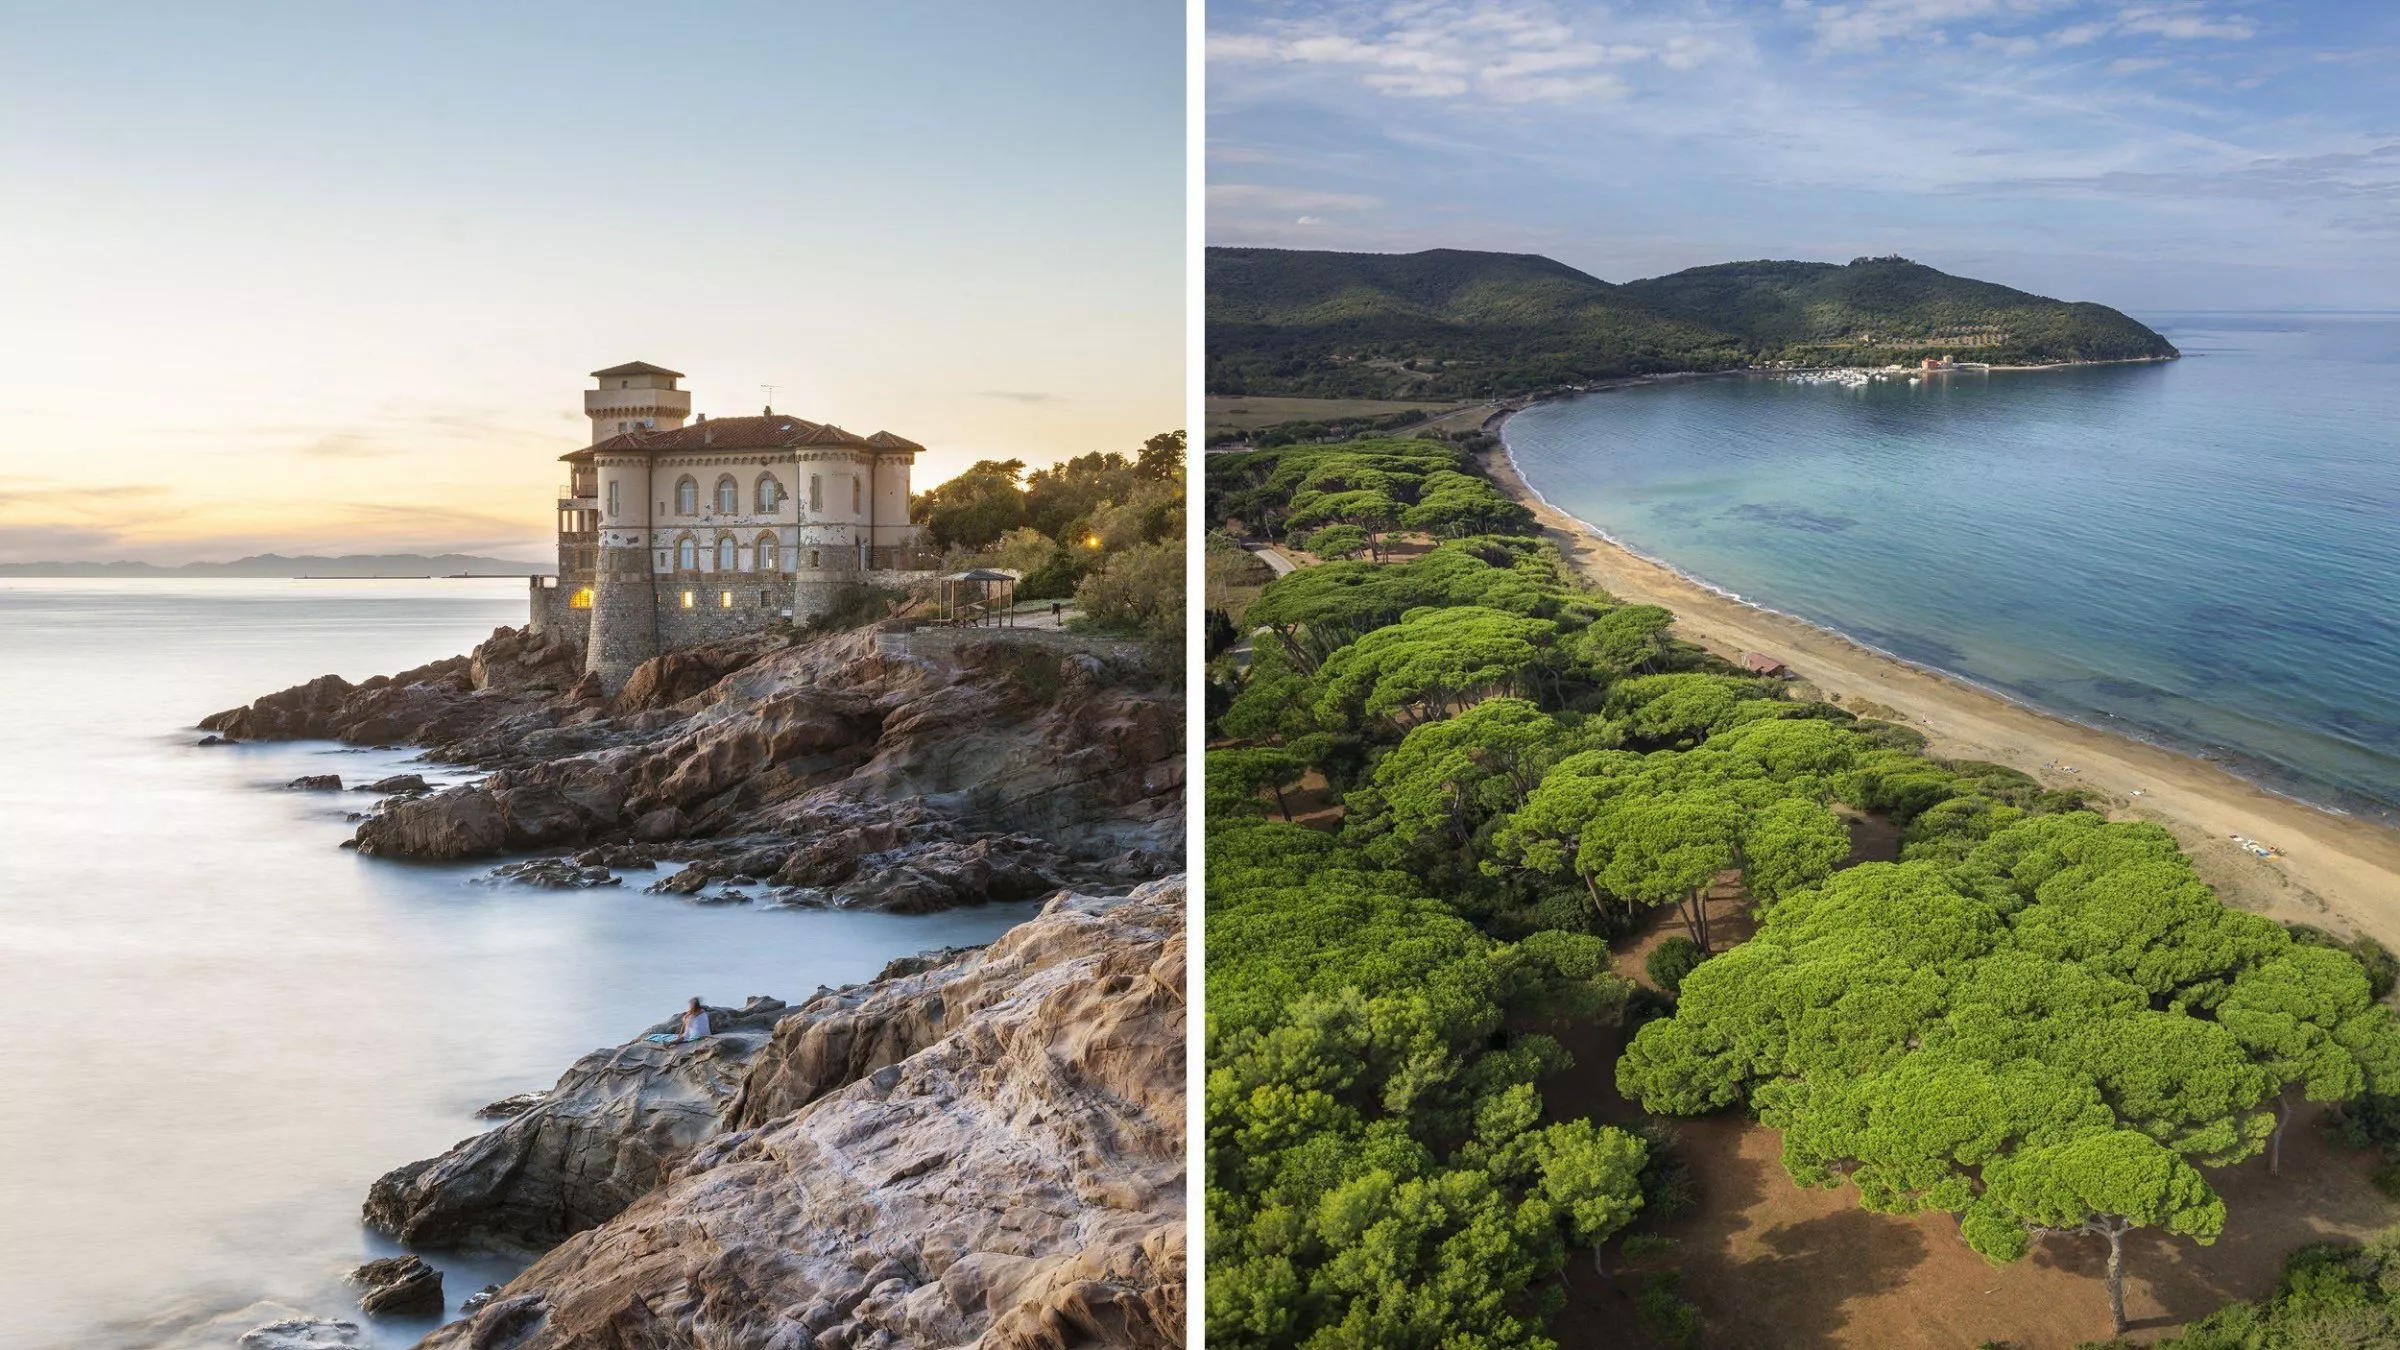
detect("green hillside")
[1206,247,1751,399]
[1619,255,2178,367]
[1207,247,2175,398]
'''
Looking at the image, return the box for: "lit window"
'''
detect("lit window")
[719,590,733,608]
[569,587,594,610]
[680,590,695,609]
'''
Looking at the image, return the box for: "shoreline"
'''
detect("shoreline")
[1482,427,2400,945]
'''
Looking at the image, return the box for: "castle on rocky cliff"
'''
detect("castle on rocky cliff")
[530,361,934,689]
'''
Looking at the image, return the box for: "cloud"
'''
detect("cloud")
[1962,142,2400,210]
[2117,4,2257,41]
[1208,0,1687,106]
[1799,0,2252,52]
[0,483,169,507]
[1295,215,1327,226]
[974,390,1062,404]
[1208,184,1385,213]
[0,523,129,563]
[298,434,398,459]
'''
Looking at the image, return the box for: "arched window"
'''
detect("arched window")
[756,474,782,512]
[676,536,698,571]
[674,477,698,515]
[717,535,737,572]
[715,476,739,514]
[756,534,779,573]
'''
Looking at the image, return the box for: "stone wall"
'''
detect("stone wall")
[654,576,792,648]
[526,577,572,639]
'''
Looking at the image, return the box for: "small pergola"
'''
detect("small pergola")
[937,568,1017,627]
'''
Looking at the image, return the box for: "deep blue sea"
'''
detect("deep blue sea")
[1502,313,2400,824]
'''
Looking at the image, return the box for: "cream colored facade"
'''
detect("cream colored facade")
[534,361,933,688]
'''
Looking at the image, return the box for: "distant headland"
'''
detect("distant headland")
[0,553,546,579]
[1206,245,2176,400]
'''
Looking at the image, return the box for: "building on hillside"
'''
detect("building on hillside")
[530,361,936,689]
[1743,651,1790,678]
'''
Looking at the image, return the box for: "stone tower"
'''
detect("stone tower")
[583,361,691,443]
[582,362,681,691]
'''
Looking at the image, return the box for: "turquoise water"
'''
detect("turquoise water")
[1502,314,2400,824]
[0,579,1033,1350]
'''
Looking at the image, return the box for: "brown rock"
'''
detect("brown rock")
[630,806,684,843]
[613,646,761,711]
[351,1255,442,1316]
[413,880,1185,1350]
[354,787,507,860]
[365,998,786,1249]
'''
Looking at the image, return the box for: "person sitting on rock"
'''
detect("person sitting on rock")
[642,998,711,1046]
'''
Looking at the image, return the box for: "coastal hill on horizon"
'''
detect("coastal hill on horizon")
[0,552,547,578]
[1207,244,2177,400]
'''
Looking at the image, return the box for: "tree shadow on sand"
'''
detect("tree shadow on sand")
[1689,1207,1933,1349]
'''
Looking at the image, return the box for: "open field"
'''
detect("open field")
[1203,394,1463,433]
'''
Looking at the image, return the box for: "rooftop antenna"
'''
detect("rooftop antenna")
[760,383,782,414]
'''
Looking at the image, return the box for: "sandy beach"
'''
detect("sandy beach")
[1483,440,2400,943]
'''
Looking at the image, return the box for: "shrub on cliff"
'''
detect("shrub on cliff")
[1072,539,1182,648]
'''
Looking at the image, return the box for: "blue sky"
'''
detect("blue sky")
[1209,0,2400,312]
[0,2,1182,562]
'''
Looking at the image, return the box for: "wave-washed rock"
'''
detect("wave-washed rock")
[401,878,1184,1349]
[351,1256,443,1316]
[366,996,791,1249]
[202,625,1182,907]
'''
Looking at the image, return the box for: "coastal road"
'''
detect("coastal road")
[1247,545,1298,577]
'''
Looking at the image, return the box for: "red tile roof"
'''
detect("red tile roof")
[562,414,919,460]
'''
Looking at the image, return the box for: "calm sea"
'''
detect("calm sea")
[0,579,1031,1350]
[1502,313,2400,823]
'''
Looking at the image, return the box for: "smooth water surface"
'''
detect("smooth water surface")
[0,579,1034,1349]
[1503,314,2400,821]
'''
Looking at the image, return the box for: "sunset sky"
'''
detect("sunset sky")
[1211,0,2399,313]
[0,3,1183,564]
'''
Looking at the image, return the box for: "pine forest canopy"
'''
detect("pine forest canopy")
[1206,247,2177,400]
[1202,436,2399,1347]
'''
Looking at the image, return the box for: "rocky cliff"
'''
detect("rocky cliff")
[404,878,1186,1349]
[201,625,1183,906]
